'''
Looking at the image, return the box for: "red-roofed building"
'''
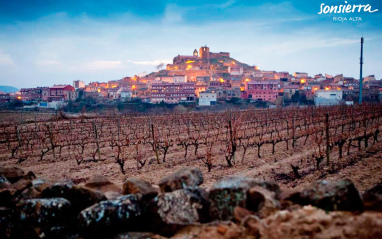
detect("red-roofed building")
[228,66,244,75]
[241,80,279,102]
[195,84,209,97]
[210,79,231,89]
[42,85,76,102]
[314,74,324,79]
[148,82,196,103]
[20,87,47,101]
[108,88,120,99]
[294,72,308,78]
[283,85,300,99]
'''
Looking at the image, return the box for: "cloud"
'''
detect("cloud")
[84,60,122,70]
[128,59,172,66]
[259,37,360,55]
[218,0,236,9]
[162,4,183,24]
[0,52,14,66]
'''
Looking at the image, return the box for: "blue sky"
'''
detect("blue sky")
[0,0,381,88]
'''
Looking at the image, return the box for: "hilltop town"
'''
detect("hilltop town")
[2,46,381,110]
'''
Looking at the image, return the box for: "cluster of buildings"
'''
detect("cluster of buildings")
[2,46,382,108]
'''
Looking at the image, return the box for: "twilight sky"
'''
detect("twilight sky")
[0,0,381,89]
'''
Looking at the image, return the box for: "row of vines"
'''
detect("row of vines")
[0,104,381,174]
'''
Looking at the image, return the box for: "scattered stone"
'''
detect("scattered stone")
[23,171,37,180]
[147,188,210,235]
[30,178,54,192]
[288,179,364,212]
[85,174,121,193]
[216,225,228,235]
[67,186,107,213]
[158,167,203,193]
[16,198,72,226]
[208,176,280,220]
[171,221,251,239]
[259,205,382,238]
[363,181,382,212]
[364,181,382,195]
[41,183,107,214]
[0,178,36,206]
[241,215,264,237]
[2,168,382,239]
[279,189,304,211]
[233,207,252,223]
[32,178,74,193]
[85,174,112,187]
[0,166,25,183]
[78,194,143,237]
[0,175,11,189]
[123,178,158,198]
[247,186,281,218]
[11,178,32,192]
[20,187,42,200]
[105,191,122,200]
[40,180,75,198]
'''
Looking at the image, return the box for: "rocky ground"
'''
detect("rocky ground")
[0,166,382,239]
[2,139,382,196]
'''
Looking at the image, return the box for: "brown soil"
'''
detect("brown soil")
[1,138,381,193]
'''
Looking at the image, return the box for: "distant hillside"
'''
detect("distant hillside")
[0,86,19,93]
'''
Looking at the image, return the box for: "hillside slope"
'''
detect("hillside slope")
[0,85,19,93]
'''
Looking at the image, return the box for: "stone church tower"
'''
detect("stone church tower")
[193,49,198,57]
[199,46,210,59]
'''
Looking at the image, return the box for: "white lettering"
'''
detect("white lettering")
[358,4,365,12]
[345,4,351,13]
[318,3,324,14]
[319,1,378,14]
[365,4,379,13]
[330,6,338,13]
[323,6,330,13]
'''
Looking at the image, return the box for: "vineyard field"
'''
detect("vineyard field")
[1,104,381,191]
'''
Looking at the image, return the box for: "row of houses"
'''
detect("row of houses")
[20,85,76,102]
[14,72,382,107]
